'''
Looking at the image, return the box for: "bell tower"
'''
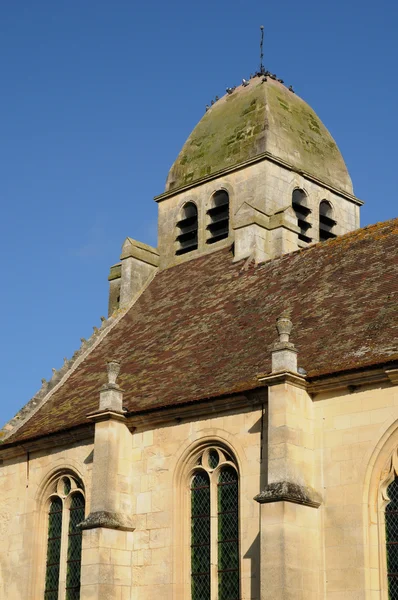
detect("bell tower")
[154,75,362,269]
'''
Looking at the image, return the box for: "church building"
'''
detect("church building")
[0,71,397,600]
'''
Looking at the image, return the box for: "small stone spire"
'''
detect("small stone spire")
[106,360,121,386]
[99,360,123,412]
[271,314,298,373]
[275,315,293,345]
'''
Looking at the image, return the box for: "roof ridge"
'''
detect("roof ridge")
[0,269,158,443]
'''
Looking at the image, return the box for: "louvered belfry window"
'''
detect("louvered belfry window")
[44,476,85,600]
[319,200,337,241]
[176,202,198,255]
[190,447,240,600]
[206,191,229,244]
[386,477,398,599]
[292,189,312,243]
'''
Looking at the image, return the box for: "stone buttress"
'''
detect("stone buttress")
[255,317,322,600]
[79,361,135,599]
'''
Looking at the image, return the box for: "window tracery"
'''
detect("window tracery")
[189,446,239,600]
[378,449,398,599]
[385,478,398,598]
[44,474,85,600]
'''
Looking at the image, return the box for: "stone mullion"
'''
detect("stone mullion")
[210,471,218,600]
[57,497,70,600]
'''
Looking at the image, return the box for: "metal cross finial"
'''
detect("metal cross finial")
[259,25,265,75]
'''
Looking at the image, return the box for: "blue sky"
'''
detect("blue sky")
[0,0,397,427]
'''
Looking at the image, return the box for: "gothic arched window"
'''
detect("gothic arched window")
[44,475,85,600]
[319,200,337,241]
[206,190,229,244]
[292,189,312,243]
[386,477,398,598]
[176,202,199,255]
[190,446,239,600]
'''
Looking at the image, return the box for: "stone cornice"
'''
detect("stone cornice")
[256,370,307,390]
[2,365,395,458]
[0,425,94,460]
[123,390,267,431]
[86,408,128,424]
[0,391,267,457]
[386,369,398,385]
[307,365,398,396]
[155,150,363,206]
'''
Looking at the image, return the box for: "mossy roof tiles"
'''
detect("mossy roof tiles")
[166,77,353,194]
[6,218,398,444]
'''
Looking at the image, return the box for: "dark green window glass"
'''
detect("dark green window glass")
[208,450,219,470]
[44,497,63,600]
[191,472,211,600]
[386,477,398,599]
[66,493,85,600]
[63,478,72,496]
[218,467,239,600]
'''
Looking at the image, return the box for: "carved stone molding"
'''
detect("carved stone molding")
[78,510,135,532]
[254,481,322,508]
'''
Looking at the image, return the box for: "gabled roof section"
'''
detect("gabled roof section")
[3,218,398,445]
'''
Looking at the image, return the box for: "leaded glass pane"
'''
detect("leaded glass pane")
[386,477,398,599]
[218,466,239,600]
[45,497,63,600]
[63,478,72,496]
[191,472,210,600]
[208,450,219,469]
[66,493,85,600]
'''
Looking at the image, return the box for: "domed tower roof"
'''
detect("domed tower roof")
[166,77,353,195]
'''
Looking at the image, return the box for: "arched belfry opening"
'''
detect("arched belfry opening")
[319,200,337,241]
[206,190,229,245]
[292,189,312,243]
[176,202,198,255]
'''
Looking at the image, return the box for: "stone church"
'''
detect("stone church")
[0,73,397,600]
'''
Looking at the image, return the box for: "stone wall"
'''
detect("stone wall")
[315,382,398,599]
[1,380,398,599]
[0,406,262,600]
[0,439,94,599]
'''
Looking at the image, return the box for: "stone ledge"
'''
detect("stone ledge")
[86,408,127,424]
[78,511,135,532]
[256,370,307,390]
[108,263,122,281]
[254,481,322,508]
[120,237,159,266]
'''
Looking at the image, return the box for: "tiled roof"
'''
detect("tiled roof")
[5,218,398,444]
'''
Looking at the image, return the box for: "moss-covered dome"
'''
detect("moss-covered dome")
[166,77,352,194]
